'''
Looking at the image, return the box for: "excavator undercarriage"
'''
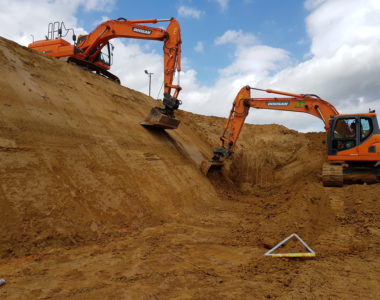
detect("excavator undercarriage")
[67,57,121,84]
[322,162,380,187]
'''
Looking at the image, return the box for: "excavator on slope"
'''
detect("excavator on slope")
[202,85,380,187]
[28,18,182,129]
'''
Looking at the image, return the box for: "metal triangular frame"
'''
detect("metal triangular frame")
[264,233,316,257]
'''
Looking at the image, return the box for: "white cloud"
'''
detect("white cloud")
[178,30,289,117]
[304,0,327,10]
[93,16,111,26]
[214,0,229,11]
[218,45,289,77]
[183,0,380,132]
[306,0,380,58]
[0,0,115,46]
[81,0,115,12]
[261,0,380,112]
[178,44,290,120]
[194,41,204,53]
[199,29,289,119]
[215,30,256,46]
[177,6,204,19]
[111,40,164,98]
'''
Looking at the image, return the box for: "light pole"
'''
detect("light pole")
[144,70,154,97]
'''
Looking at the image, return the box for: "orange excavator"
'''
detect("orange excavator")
[202,85,380,186]
[28,18,182,129]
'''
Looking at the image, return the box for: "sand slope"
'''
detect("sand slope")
[0,37,379,299]
[0,37,217,257]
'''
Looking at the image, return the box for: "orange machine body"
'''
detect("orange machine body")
[29,39,75,58]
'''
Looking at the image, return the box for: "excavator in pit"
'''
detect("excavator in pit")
[28,18,182,129]
[202,85,380,187]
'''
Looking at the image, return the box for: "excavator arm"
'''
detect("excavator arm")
[76,18,182,112]
[212,85,339,161]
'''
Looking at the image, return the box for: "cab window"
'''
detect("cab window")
[95,43,113,66]
[332,118,356,151]
[99,45,111,66]
[333,118,356,139]
[360,118,373,142]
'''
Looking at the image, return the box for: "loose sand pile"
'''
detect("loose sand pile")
[0,37,379,299]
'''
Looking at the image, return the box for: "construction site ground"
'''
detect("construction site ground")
[0,37,379,299]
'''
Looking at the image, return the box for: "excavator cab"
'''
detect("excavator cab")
[322,113,380,186]
[328,114,380,157]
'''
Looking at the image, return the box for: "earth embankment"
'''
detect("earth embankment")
[0,36,379,299]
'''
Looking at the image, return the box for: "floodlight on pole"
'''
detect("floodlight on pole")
[144,69,154,97]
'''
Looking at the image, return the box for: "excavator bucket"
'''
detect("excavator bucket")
[200,159,224,176]
[201,146,230,175]
[140,107,180,130]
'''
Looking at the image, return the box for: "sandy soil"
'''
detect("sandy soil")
[0,36,379,299]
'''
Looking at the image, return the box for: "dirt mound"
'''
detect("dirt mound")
[0,36,379,299]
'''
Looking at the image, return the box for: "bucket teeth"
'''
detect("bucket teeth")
[140,107,180,130]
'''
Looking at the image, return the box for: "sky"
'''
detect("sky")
[0,0,380,132]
